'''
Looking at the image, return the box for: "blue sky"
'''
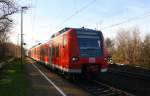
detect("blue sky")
[11,0,150,48]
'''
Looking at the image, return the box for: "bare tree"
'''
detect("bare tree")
[5,42,21,57]
[114,28,130,64]
[107,26,150,68]
[113,27,142,65]
[0,0,18,57]
[130,28,142,65]
[0,0,18,21]
[105,38,114,51]
[141,34,150,68]
[105,38,115,55]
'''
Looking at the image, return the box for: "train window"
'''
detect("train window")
[34,49,36,55]
[78,38,100,48]
[52,46,55,57]
[63,36,67,48]
[41,47,44,56]
[78,38,102,57]
[98,40,101,47]
[56,45,59,57]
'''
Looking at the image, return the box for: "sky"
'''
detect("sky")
[11,0,150,49]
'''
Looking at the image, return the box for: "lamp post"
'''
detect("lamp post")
[21,6,28,70]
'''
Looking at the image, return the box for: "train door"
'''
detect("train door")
[49,43,53,67]
[55,44,60,66]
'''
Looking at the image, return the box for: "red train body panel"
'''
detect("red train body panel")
[28,27,108,75]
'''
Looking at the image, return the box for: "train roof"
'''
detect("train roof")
[30,27,101,50]
[51,27,101,38]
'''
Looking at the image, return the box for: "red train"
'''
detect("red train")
[28,27,108,76]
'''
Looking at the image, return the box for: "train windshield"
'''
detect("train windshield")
[77,30,102,57]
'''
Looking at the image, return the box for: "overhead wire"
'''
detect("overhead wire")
[55,0,96,30]
[102,11,150,30]
[30,0,38,46]
[29,1,150,38]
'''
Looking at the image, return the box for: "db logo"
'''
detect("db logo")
[89,58,95,63]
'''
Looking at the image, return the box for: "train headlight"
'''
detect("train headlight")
[72,57,79,62]
[72,57,76,61]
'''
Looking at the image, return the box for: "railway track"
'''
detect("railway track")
[108,68,150,81]
[74,78,135,96]
[32,59,129,96]
[30,58,136,96]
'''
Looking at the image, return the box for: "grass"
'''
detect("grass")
[0,58,30,96]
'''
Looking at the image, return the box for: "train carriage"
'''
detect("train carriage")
[28,27,108,76]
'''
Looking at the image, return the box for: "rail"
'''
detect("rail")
[109,68,150,81]
[74,78,135,96]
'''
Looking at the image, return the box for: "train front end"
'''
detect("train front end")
[68,28,108,76]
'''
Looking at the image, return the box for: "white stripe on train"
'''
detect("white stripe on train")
[35,58,107,73]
